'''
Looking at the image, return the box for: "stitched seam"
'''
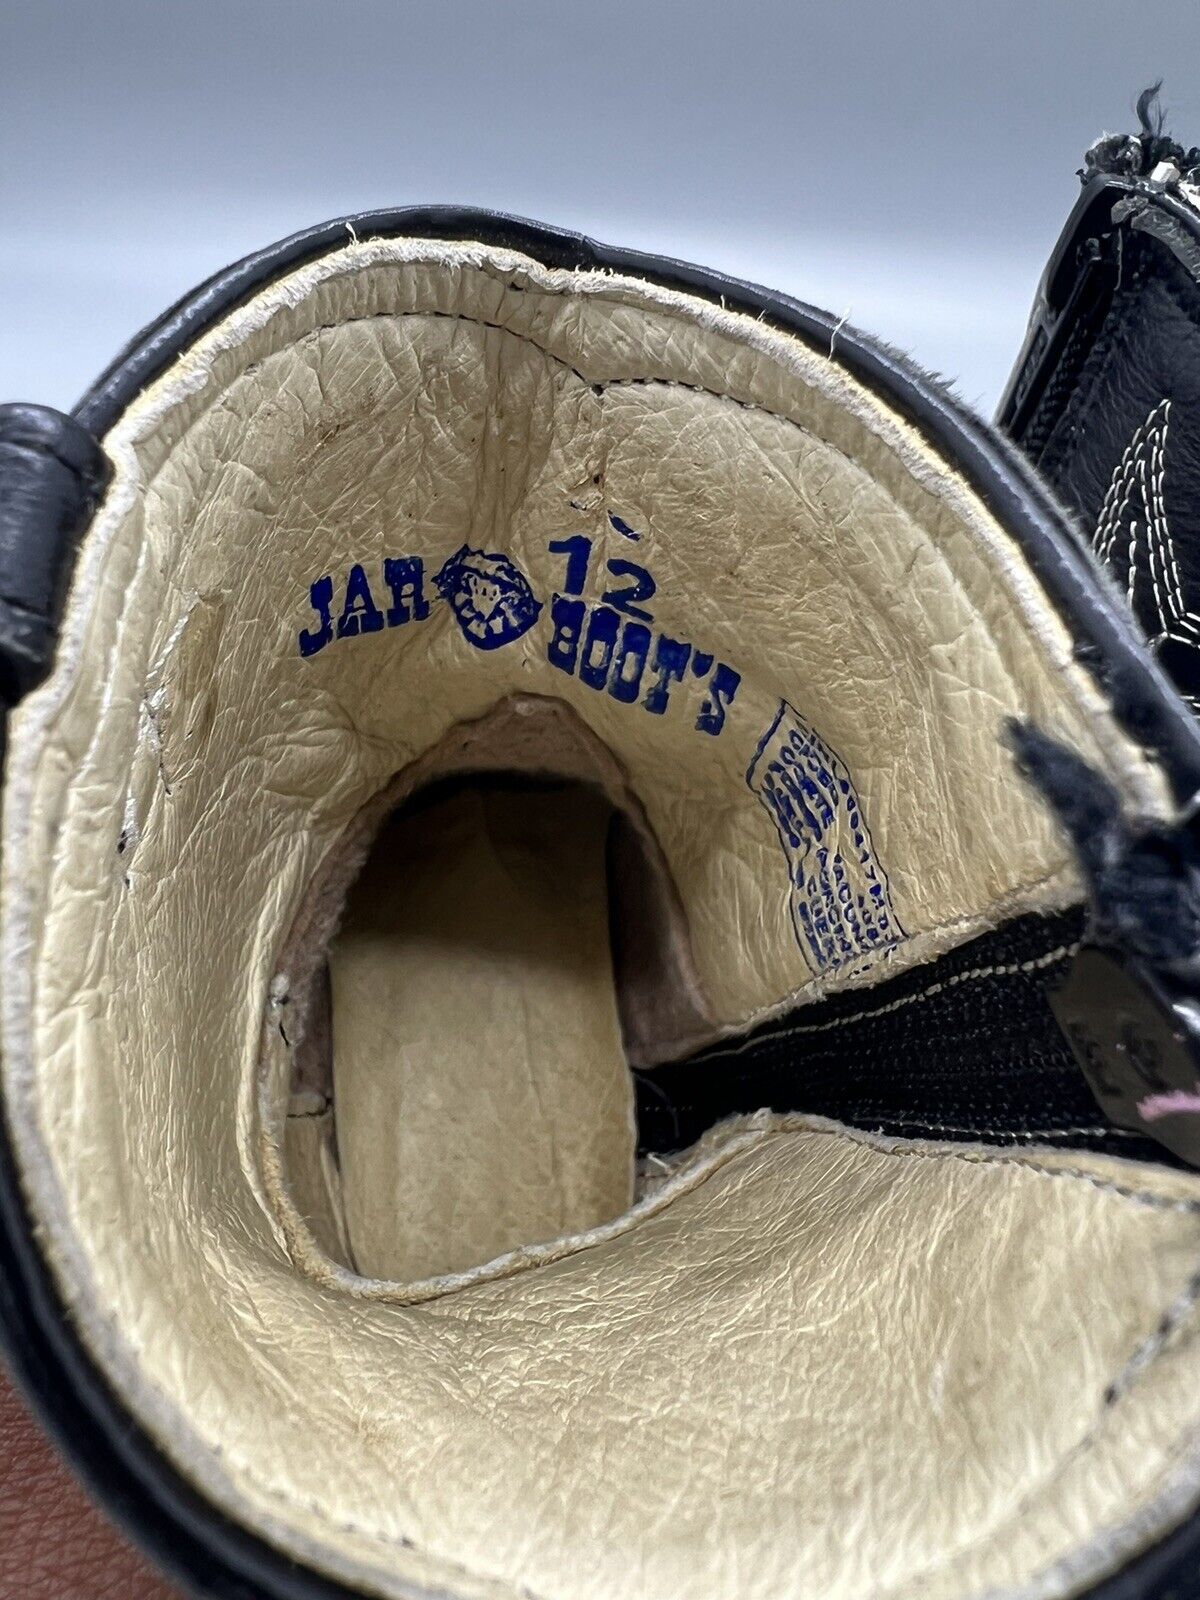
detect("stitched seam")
[267,308,1082,785]
[302,305,790,417]
[196,310,1098,1283]
[868,1282,1200,1600]
[133,306,848,502]
[1147,402,1197,640]
[843,1117,1143,1141]
[261,896,1089,1300]
[1094,408,1150,568]
[103,1115,1200,1600]
[286,1110,1200,1295]
[1098,399,1200,644]
[689,939,1081,1064]
[765,1137,1200,1600]
[843,1132,1200,1211]
[308,307,1043,753]
[875,1352,1200,1600]
[1035,255,1150,483]
[108,304,1109,1224]
[128,301,1055,793]
[46,259,1170,937]
[125,298,1103,799]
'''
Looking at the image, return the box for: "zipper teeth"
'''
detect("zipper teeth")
[1018,267,1122,465]
[1020,311,1104,464]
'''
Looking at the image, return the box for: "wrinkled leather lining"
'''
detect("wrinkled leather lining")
[3,239,1197,1600]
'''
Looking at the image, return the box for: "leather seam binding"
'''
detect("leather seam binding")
[114,299,984,505]
[591,867,1077,1064]
[89,1117,1200,1600]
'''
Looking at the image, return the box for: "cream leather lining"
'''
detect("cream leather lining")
[330,782,634,1282]
[4,236,1200,1600]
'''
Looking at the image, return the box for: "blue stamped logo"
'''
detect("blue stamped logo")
[748,701,903,974]
[434,546,543,651]
[297,523,740,739]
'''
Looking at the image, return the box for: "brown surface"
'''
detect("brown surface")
[0,1362,180,1599]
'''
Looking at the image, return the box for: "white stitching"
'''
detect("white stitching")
[690,940,1081,1064]
[861,1116,1144,1142]
[1093,400,1200,711]
[109,1115,1200,1600]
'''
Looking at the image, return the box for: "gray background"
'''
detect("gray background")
[4,0,1200,416]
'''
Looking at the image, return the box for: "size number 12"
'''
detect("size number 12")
[546,535,741,736]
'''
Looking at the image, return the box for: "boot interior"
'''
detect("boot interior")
[5,234,1200,1600]
[313,771,634,1283]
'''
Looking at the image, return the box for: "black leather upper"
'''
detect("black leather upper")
[0,405,109,707]
[1003,168,1200,718]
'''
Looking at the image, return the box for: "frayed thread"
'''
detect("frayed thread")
[1008,721,1200,966]
[1082,82,1200,185]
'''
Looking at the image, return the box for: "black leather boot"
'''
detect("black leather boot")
[1001,88,1200,716]
[5,199,1200,1600]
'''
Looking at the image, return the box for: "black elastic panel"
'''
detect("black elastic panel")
[634,908,1170,1165]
